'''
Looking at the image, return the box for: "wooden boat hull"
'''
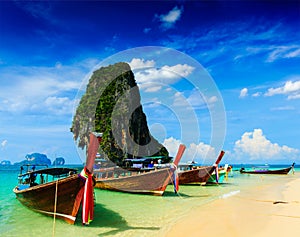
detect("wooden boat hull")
[240,166,293,175]
[13,174,84,224]
[207,170,227,184]
[94,167,173,196]
[177,151,225,185]
[178,166,215,185]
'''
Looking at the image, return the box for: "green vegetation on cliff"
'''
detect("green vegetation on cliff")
[71,62,169,165]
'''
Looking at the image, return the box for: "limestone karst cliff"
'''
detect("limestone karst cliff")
[71,62,169,165]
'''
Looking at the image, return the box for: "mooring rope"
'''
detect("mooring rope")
[167,166,184,198]
[52,179,59,237]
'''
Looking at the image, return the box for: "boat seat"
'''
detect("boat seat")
[17,184,30,191]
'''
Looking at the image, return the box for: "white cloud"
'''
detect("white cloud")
[159,17,299,67]
[128,58,155,69]
[1,140,7,148]
[163,137,182,157]
[138,83,162,93]
[43,96,75,115]
[265,79,300,100]
[155,6,183,30]
[239,44,300,64]
[172,91,189,107]
[137,64,194,84]
[130,58,194,93]
[187,142,217,164]
[234,129,299,161]
[0,60,94,115]
[285,48,300,58]
[181,89,217,110]
[266,45,300,63]
[0,77,78,114]
[288,94,300,100]
[206,95,218,105]
[252,92,261,97]
[163,137,217,164]
[239,88,248,98]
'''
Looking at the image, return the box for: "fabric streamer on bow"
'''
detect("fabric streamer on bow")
[173,165,179,193]
[79,167,94,225]
[214,165,219,183]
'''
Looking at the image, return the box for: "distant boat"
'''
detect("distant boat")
[240,163,295,175]
[176,151,225,185]
[13,133,102,225]
[94,144,186,196]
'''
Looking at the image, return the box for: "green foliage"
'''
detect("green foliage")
[71,62,169,165]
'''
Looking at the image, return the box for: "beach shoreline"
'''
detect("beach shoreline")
[161,173,300,237]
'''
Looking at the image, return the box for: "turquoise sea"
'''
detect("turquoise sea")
[0,164,299,237]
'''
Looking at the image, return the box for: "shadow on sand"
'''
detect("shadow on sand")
[76,203,160,236]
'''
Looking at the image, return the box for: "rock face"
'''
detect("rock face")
[0,160,11,165]
[15,153,51,166]
[52,157,65,166]
[71,62,169,165]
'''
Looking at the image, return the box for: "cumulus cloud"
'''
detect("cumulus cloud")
[239,88,248,98]
[129,58,194,92]
[172,91,189,107]
[234,129,299,161]
[163,137,217,164]
[163,137,182,157]
[265,80,300,100]
[128,58,155,69]
[155,6,183,30]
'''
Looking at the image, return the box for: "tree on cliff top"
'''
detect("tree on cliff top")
[71,62,169,165]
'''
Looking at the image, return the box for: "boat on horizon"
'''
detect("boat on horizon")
[239,163,295,175]
[176,151,225,185]
[93,144,186,196]
[13,133,102,225]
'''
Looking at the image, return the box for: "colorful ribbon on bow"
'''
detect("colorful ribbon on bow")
[173,164,179,193]
[79,167,94,225]
[214,164,219,183]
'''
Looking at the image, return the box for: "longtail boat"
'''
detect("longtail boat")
[94,144,186,196]
[13,133,102,224]
[240,163,295,175]
[177,151,225,185]
[207,164,229,184]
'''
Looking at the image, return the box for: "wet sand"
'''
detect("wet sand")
[162,173,300,237]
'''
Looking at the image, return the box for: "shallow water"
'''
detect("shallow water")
[1,165,298,237]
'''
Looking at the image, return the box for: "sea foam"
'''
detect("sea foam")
[220,190,240,199]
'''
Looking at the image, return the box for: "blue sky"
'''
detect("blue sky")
[0,0,300,165]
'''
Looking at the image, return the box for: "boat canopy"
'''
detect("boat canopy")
[125,156,171,162]
[18,167,78,177]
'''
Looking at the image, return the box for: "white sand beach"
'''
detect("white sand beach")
[162,173,300,237]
